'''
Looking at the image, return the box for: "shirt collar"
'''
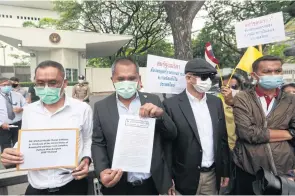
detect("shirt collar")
[37,94,71,111]
[186,89,207,102]
[255,86,280,98]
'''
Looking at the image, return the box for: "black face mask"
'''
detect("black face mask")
[12,84,18,88]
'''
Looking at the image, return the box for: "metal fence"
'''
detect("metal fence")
[0,66,30,81]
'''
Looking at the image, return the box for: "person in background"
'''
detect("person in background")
[0,77,26,152]
[27,81,40,104]
[282,83,295,94]
[233,55,295,195]
[10,77,28,99]
[163,58,230,195]
[91,57,176,195]
[1,60,92,195]
[72,75,90,103]
[217,74,243,194]
[218,74,243,150]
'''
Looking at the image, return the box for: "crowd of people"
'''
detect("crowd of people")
[0,55,294,195]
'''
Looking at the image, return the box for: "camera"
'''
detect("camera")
[253,168,295,195]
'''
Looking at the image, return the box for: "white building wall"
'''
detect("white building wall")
[0,4,59,66]
[0,4,58,27]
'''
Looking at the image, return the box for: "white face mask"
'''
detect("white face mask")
[78,80,84,84]
[193,78,212,93]
[231,89,240,97]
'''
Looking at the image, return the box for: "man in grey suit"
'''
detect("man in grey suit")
[163,58,230,195]
[91,57,177,195]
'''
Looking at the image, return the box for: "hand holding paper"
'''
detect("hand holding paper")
[112,115,155,173]
[140,103,163,118]
[72,159,90,180]
[1,148,23,167]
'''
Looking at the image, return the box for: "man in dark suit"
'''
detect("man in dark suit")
[91,57,177,195]
[163,58,230,195]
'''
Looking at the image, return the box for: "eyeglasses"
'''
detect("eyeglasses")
[191,73,216,81]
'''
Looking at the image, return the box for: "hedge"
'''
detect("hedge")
[20,82,78,87]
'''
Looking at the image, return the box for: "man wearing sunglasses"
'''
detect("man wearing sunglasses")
[163,58,230,195]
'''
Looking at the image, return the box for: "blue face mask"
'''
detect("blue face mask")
[258,75,284,89]
[1,86,12,94]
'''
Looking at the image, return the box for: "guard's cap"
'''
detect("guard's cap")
[78,75,85,80]
[185,58,217,75]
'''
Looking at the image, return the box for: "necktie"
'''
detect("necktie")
[4,94,15,120]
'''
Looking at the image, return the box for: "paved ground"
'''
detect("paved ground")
[2,93,170,195]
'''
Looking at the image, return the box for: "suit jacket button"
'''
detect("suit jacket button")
[200,150,202,152]
[198,166,201,169]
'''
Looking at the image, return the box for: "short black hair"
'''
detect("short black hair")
[218,74,243,89]
[111,57,139,76]
[35,60,65,78]
[252,55,283,72]
[10,77,19,82]
[281,83,295,92]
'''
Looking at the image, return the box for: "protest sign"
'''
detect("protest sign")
[145,55,187,94]
[235,12,286,48]
[17,128,78,171]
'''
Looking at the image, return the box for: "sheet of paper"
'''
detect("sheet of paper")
[17,129,78,170]
[112,115,156,173]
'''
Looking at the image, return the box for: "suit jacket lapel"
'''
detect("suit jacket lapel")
[206,95,218,153]
[178,91,201,145]
[107,93,119,131]
[138,92,148,106]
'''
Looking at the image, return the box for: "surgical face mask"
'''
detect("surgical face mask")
[258,75,284,90]
[78,80,84,84]
[193,78,212,93]
[0,86,12,94]
[114,81,138,99]
[35,83,64,105]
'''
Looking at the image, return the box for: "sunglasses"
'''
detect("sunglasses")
[191,73,216,81]
[231,85,239,90]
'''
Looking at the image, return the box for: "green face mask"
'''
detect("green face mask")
[114,81,138,99]
[35,86,63,105]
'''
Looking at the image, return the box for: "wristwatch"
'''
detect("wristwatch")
[288,128,295,138]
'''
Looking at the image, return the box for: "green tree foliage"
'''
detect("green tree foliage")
[54,0,170,62]
[193,1,295,68]
[9,54,30,66]
[23,18,58,28]
[87,40,174,67]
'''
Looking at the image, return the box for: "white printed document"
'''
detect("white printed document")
[112,115,156,173]
[17,128,78,171]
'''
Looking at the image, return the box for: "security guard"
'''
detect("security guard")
[72,75,90,103]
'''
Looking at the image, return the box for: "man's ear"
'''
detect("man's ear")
[250,72,258,81]
[63,79,68,88]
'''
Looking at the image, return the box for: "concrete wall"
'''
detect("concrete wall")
[86,67,147,93]
[0,4,59,66]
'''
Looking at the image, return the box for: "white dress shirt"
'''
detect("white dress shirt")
[186,90,214,168]
[116,93,151,182]
[13,96,93,189]
[0,91,26,126]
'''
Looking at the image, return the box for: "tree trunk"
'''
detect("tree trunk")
[164,1,205,60]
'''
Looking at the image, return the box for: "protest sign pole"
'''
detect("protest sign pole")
[258,45,263,54]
